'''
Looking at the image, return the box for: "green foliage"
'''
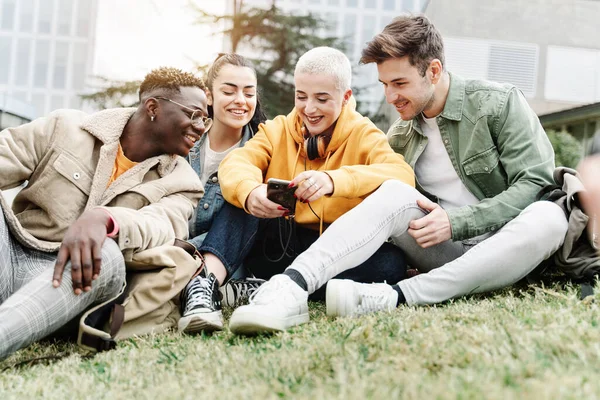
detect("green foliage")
[546,129,583,168]
[193,3,344,117]
[81,2,343,118]
[80,76,141,109]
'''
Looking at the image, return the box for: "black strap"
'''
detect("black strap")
[82,291,127,352]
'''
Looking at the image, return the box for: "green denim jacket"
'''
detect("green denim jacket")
[387,73,555,241]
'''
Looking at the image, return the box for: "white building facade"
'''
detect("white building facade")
[227,0,426,114]
[0,0,98,118]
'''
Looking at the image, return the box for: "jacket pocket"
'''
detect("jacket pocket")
[53,153,93,195]
[388,130,415,151]
[462,147,500,175]
[461,146,506,197]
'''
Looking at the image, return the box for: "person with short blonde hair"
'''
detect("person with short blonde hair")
[294,46,352,92]
[186,46,415,334]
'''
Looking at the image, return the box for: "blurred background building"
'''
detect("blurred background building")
[0,0,98,119]
[424,0,600,151]
[228,0,428,114]
[1,0,599,155]
[0,93,35,130]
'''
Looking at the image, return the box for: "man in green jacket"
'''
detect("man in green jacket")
[235,14,568,319]
[320,14,569,313]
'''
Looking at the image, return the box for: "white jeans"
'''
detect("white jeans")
[289,180,568,305]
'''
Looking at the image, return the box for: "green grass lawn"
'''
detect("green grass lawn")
[1,282,600,400]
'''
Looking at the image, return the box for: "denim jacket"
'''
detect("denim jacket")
[387,72,555,241]
[186,125,254,248]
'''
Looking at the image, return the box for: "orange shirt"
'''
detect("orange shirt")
[107,143,138,187]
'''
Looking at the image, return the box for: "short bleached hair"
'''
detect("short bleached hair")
[294,47,352,92]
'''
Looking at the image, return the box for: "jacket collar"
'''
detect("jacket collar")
[80,107,177,176]
[439,72,465,122]
[80,107,136,144]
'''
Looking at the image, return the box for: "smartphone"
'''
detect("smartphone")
[266,178,297,215]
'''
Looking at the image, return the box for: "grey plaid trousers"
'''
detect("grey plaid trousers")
[0,206,126,360]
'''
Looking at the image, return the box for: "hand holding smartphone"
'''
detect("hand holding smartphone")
[266,178,297,216]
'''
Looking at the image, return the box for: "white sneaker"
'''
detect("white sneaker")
[229,275,309,335]
[326,279,398,317]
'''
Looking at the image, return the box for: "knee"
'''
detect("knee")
[99,239,126,292]
[375,180,421,204]
[523,201,568,240]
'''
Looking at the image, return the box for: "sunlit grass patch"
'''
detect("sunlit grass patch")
[1,282,600,399]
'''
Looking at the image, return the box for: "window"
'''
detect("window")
[545,46,600,103]
[18,0,34,32]
[50,95,65,111]
[404,0,416,11]
[31,93,47,116]
[328,0,340,5]
[37,0,55,34]
[0,36,11,83]
[15,38,31,86]
[365,0,376,9]
[76,0,91,36]
[1,0,16,30]
[383,0,395,10]
[380,14,393,29]
[444,37,489,81]
[361,15,376,47]
[11,90,28,102]
[488,43,538,97]
[71,43,87,90]
[69,95,82,109]
[53,42,69,89]
[34,40,50,87]
[347,0,358,7]
[342,13,357,52]
[325,12,338,36]
[444,37,538,97]
[57,0,73,35]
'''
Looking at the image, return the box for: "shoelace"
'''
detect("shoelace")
[356,284,393,315]
[184,276,214,312]
[227,279,263,307]
[248,277,289,305]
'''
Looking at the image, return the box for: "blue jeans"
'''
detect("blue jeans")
[199,203,408,300]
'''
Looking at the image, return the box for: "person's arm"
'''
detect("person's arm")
[0,116,53,190]
[98,159,203,260]
[447,89,555,240]
[324,125,415,199]
[218,119,278,211]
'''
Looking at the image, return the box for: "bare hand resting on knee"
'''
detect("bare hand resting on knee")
[408,198,452,248]
[52,209,110,295]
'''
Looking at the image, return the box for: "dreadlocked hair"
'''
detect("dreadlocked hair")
[139,67,206,100]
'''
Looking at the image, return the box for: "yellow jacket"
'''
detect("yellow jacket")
[219,98,415,230]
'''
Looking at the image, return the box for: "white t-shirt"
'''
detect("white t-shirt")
[414,115,479,210]
[200,135,241,184]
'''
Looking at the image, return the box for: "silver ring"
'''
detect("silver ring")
[306,177,316,186]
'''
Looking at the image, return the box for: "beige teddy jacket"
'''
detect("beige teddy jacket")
[0,107,203,261]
